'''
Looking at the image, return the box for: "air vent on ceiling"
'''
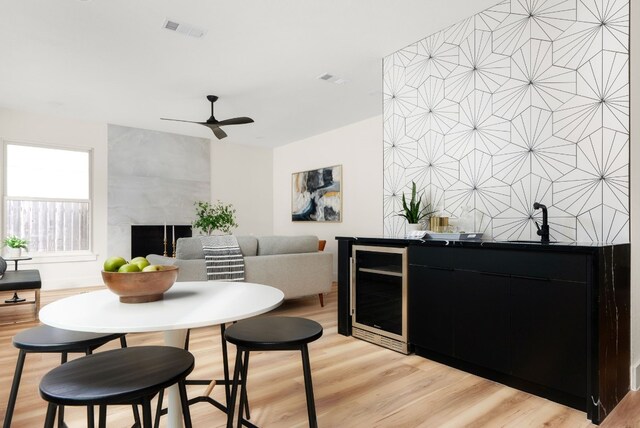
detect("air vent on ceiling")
[317,72,348,85]
[162,18,207,39]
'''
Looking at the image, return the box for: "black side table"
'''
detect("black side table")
[3,257,32,303]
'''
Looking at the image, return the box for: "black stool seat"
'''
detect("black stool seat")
[224,317,323,428]
[224,316,323,350]
[40,346,194,428]
[40,346,194,405]
[4,326,129,428]
[13,325,124,352]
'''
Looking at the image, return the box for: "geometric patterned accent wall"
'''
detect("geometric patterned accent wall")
[382,0,629,243]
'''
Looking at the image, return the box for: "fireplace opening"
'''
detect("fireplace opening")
[131,225,192,259]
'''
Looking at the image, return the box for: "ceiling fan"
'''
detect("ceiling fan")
[161,95,254,140]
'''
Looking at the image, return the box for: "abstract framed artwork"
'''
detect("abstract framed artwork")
[292,165,342,222]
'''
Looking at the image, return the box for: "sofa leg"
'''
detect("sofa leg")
[318,293,324,307]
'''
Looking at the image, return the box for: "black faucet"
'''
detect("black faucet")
[533,202,550,243]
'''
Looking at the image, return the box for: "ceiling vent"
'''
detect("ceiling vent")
[317,72,348,85]
[162,18,207,39]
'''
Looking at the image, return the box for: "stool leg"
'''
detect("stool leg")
[3,349,26,428]
[184,329,191,350]
[58,353,68,428]
[220,324,231,406]
[178,380,193,428]
[116,336,142,427]
[301,345,318,428]
[44,403,57,428]
[236,351,250,428]
[141,398,153,428]
[226,349,244,428]
[153,390,164,428]
[85,349,95,428]
[98,405,107,428]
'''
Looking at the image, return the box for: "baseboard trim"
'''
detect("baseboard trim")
[632,360,640,390]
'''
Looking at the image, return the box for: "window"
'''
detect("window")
[4,143,91,253]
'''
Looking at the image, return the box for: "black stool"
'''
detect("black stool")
[39,346,194,428]
[3,325,129,428]
[224,317,323,428]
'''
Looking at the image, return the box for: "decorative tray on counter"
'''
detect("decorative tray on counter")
[424,232,483,240]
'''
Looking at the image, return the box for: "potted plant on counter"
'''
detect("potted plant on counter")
[398,182,434,231]
[193,200,239,235]
[3,235,29,258]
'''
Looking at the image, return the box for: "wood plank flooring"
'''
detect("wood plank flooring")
[1,285,640,427]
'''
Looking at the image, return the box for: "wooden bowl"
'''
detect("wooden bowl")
[101,266,179,303]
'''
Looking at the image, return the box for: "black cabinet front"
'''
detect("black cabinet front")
[510,276,586,398]
[455,270,510,374]
[408,246,588,407]
[409,265,454,355]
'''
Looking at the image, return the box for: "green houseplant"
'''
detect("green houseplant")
[398,182,434,228]
[3,235,28,257]
[192,200,239,235]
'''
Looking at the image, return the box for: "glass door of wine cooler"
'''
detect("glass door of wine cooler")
[351,245,407,352]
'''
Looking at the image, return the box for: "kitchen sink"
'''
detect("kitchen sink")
[505,240,558,244]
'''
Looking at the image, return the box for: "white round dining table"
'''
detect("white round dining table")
[39,280,284,428]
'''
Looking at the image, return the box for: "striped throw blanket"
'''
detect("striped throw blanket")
[200,235,245,282]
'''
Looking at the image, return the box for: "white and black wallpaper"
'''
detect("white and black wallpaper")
[382,0,629,243]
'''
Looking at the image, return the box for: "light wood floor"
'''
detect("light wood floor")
[1,286,640,427]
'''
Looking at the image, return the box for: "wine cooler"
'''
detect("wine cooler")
[351,245,408,354]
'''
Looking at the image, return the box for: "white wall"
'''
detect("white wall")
[273,116,383,275]
[211,141,274,236]
[630,2,639,389]
[0,108,108,289]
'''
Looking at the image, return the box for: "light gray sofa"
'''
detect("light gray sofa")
[147,235,333,305]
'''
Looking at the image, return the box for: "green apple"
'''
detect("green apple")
[118,263,140,273]
[142,264,163,272]
[130,256,150,271]
[104,256,127,272]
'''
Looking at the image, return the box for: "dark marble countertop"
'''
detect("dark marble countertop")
[335,235,629,253]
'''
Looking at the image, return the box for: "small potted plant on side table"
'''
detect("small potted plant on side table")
[3,235,28,258]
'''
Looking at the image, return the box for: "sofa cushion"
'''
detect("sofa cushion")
[176,237,204,260]
[257,235,318,256]
[236,236,258,257]
[176,236,258,259]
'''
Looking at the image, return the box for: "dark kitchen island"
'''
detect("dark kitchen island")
[336,236,630,425]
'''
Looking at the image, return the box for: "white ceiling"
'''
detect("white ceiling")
[0,0,497,148]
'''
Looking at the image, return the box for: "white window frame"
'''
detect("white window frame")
[2,139,96,263]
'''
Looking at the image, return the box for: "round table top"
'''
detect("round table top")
[39,281,284,334]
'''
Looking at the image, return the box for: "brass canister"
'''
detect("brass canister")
[429,216,449,232]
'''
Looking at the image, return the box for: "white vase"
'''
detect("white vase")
[406,223,421,232]
[7,247,21,258]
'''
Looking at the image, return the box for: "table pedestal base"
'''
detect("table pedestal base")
[164,329,188,428]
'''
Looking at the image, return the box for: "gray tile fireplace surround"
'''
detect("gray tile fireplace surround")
[107,124,210,260]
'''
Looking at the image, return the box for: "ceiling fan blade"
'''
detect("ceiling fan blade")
[216,117,254,126]
[160,118,205,125]
[202,123,228,139]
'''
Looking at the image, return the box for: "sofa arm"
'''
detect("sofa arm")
[146,254,207,282]
[244,252,333,299]
[146,254,177,266]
